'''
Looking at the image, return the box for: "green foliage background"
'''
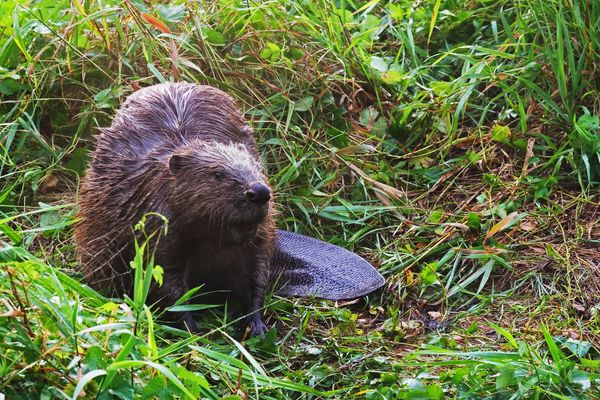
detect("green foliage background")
[0,0,598,398]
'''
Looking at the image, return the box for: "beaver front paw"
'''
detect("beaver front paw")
[246,316,268,338]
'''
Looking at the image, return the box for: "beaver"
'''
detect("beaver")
[75,82,276,336]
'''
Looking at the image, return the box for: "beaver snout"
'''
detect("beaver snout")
[245,182,271,204]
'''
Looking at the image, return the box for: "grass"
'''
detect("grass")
[1,0,599,398]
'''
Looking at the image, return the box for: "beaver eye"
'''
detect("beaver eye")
[213,171,223,180]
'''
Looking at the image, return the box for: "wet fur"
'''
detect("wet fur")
[75,83,276,335]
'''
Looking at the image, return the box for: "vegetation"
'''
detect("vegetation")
[1,0,599,398]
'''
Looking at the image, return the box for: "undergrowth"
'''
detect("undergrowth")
[0,0,599,398]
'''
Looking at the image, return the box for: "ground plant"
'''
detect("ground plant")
[0,0,599,398]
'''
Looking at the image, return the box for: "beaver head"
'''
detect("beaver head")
[167,140,271,243]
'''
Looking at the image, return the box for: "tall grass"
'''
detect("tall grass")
[1,0,598,398]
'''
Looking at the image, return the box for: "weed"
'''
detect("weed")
[1,0,598,398]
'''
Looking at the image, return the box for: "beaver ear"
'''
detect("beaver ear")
[168,154,187,174]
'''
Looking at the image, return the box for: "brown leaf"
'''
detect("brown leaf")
[39,173,59,193]
[519,217,537,232]
[427,311,442,320]
[440,222,470,233]
[170,40,180,81]
[409,156,435,169]
[452,334,464,343]
[529,246,546,254]
[573,303,586,313]
[563,328,580,340]
[521,137,536,176]
[141,13,171,34]
[485,212,518,240]
[397,320,423,332]
[460,247,508,255]
[1,309,25,318]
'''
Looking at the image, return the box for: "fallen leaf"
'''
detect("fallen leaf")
[141,13,171,34]
[520,218,537,232]
[427,311,442,320]
[573,303,586,313]
[562,329,580,340]
[170,40,180,81]
[485,211,519,240]
[397,320,423,331]
[39,173,59,193]
[440,222,470,233]
[452,335,464,342]
[521,137,536,176]
[460,247,508,255]
[1,309,25,318]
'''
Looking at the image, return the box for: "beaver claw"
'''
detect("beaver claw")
[246,316,269,338]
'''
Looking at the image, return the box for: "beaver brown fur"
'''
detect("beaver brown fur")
[75,82,276,336]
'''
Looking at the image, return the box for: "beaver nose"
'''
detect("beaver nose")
[245,182,271,204]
